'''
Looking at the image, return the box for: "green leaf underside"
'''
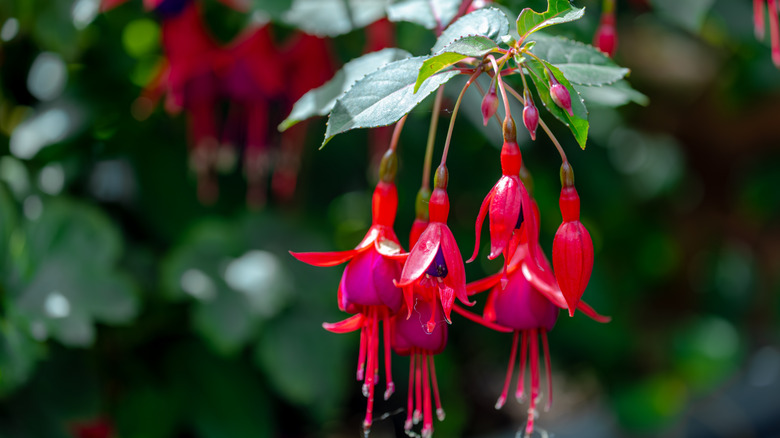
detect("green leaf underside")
[415,36,499,92]
[279,48,412,131]
[529,34,629,86]
[386,0,461,30]
[516,0,585,40]
[431,7,510,54]
[575,80,649,107]
[324,56,460,147]
[281,0,388,37]
[524,58,589,149]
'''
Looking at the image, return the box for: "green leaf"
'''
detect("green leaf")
[386,0,461,30]
[524,58,589,149]
[575,80,649,107]
[529,34,629,86]
[0,318,43,396]
[281,0,388,37]
[516,0,585,40]
[415,52,467,92]
[279,48,411,132]
[323,56,460,147]
[431,7,510,53]
[415,36,499,92]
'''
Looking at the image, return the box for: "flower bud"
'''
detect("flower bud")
[547,72,573,117]
[593,14,617,57]
[552,181,593,316]
[378,148,398,183]
[522,90,539,141]
[481,84,499,126]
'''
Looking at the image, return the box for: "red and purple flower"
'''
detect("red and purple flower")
[396,166,473,329]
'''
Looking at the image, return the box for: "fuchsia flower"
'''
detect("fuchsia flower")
[467,231,609,437]
[396,166,473,328]
[593,12,617,57]
[547,72,573,117]
[290,153,404,432]
[754,0,780,67]
[552,163,594,316]
[481,83,500,126]
[468,120,541,278]
[522,89,539,141]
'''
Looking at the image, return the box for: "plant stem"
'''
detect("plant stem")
[390,115,407,152]
[440,69,482,166]
[504,81,568,162]
[487,55,511,120]
[422,87,445,190]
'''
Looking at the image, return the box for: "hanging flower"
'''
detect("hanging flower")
[466,231,609,437]
[552,162,594,316]
[396,166,472,329]
[468,119,541,278]
[290,150,404,433]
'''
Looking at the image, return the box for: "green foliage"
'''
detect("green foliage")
[323,56,460,146]
[515,0,585,40]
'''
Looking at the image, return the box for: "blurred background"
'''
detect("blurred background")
[1,0,780,437]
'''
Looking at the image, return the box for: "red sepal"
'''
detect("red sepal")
[323,314,366,333]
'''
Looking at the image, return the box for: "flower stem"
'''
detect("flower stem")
[390,114,407,152]
[440,69,482,166]
[488,55,511,120]
[505,81,568,163]
[422,87,445,190]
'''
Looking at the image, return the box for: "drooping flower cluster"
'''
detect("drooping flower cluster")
[754,0,780,67]
[102,0,333,205]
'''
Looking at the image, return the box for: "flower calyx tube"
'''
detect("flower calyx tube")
[593,0,617,57]
[552,162,594,317]
[481,81,500,126]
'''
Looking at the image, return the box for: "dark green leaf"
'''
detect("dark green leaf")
[516,0,585,40]
[441,35,499,57]
[323,56,460,147]
[279,48,412,131]
[0,318,43,396]
[530,34,629,86]
[524,58,589,148]
[281,0,388,37]
[386,0,461,30]
[431,7,510,53]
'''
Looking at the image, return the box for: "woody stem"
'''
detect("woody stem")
[505,81,568,162]
[440,69,482,166]
[422,87,445,190]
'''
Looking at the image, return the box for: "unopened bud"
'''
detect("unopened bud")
[594,14,617,57]
[481,84,499,126]
[547,72,573,116]
[522,90,539,141]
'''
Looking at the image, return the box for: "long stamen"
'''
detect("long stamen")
[405,354,416,431]
[422,352,434,438]
[357,322,368,381]
[496,330,520,409]
[526,329,540,438]
[383,312,395,400]
[542,330,553,412]
[429,354,445,421]
[362,309,378,434]
[515,330,528,402]
[414,351,423,424]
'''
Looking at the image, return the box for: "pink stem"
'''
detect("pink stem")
[768,0,780,67]
[756,0,766,40]
[496,330,519,409]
